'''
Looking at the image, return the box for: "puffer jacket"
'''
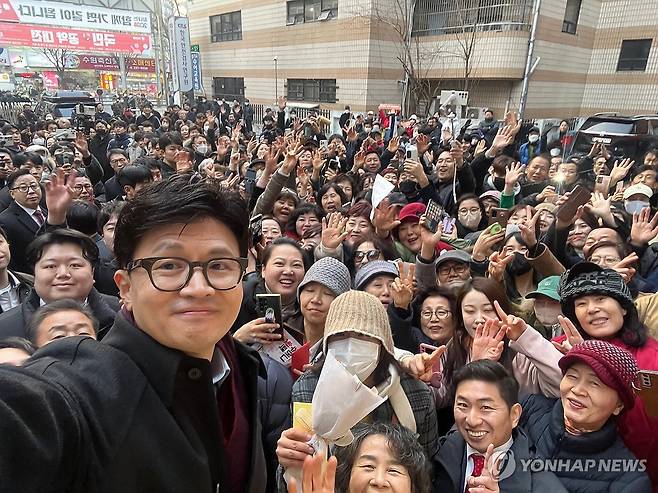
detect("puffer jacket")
[520,394,652,492]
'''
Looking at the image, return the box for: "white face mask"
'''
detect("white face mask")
[625,200,649,215]
[528,134,539,144]
[32,137,45,146]
[196,144,208,155]
[327,338,380,382]
[458,211,482,229]
[550,148,561,157]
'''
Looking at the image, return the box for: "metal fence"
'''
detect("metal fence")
[413,0,534,36]
[250,103,332,124]
[0,101,28,125]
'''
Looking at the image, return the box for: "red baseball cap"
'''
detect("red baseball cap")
[398,202,426,224]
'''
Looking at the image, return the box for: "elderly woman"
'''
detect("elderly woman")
[556,262,658,486]
[519,340,651,492]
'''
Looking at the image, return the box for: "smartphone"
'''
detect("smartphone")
[249,213,263,245]
[489,222,502,235]
[488,208,510,228]
[425,200,444,233]
[633,370,658,417]
[442,217,456,235]
[555,185,592,222]
[244,168,257,195]
[320,139,328,150]
[406,144,418,162]
[256,294,283,335]
[616,181,625,193]
[594,175,611,198]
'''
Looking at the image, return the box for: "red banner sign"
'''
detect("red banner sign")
[0,22,151,53]
[73,54,155,73]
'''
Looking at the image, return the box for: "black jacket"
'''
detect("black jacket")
[0,311,279,493]
[0,201,44,274]
[0,287,119,340]
[0,270,33,314]
[433,427,568,493]
[104,175,123,201]
[519,395,651,492]
[89,134,112,181]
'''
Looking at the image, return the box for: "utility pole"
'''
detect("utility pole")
[519,0,541,119]
[273,56,278,102]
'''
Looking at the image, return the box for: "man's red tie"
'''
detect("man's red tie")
[33,209,44,226]
[465,454,485,493]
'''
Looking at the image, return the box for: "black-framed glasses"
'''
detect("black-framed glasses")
[437,263,469,276]
[127,256,248,292]
[354,249,381,262]
[73,184,93,192]
[11,183,39,193]
[420,309,452,320]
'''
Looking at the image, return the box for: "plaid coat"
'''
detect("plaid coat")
[292,365,439,459]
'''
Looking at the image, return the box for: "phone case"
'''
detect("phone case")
[556,185,592,222]
[634,370,658,417]
[425,200,444,233]
[488,208,510,228]
[256,294,283,335]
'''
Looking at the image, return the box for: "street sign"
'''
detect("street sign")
[169,16,192,92]
[191,51,202,91]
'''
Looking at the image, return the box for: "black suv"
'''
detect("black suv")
[571,114,658,162]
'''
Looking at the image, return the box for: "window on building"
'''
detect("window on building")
[287,0,337,25]
[562,0,581,34]
[210,11,242,42]
[287,79,336,103]
[617,39,653,71]
[212,77,245,100]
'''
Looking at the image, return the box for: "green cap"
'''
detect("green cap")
[526,276,560,301]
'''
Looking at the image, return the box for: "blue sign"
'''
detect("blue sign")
[191,51,202,91]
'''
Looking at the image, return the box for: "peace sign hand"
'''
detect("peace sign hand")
[518,206,540,248]
[400,345,447,384]
[467,444,501,493]
[494,300,527,341]
[391,260,415,309]
[551,315,584,354]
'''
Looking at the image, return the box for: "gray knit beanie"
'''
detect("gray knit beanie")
[297,257,351,300]
[354,260,398,290]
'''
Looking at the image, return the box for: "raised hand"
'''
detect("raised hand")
[73,131,90,157]
[470,319,506,362]
[321,212,349,250]
[372,198,401,237]
[609,158,634,185]
[353,150,366,172]
[391,260,414,309]
[518,206,540,248]
[631,207,658,246]
[487,251,514,282]
[416,133,430,155]
[387,135,400,154]
[536,185,557,203]
[346,125,358,143]
[551,315,585,355]
[494,300,527,341]
[474,139,487,156]
[504,162,525,191]
[44,167,78,225]
[491,125,514,151]
[403,159,428,187]
[287,453,337,493]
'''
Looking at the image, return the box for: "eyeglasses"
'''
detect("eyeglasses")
[458,207,480,215]
[11,183,39,193]
[127,256,248,292]
[420,309,452,320]
[110,158,128,165]
[437,263,469,276]
[73,184,93,192]
[590,256,621,266]
[354,249,381,263]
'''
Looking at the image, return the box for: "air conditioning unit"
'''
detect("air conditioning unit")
[466,107,482,119]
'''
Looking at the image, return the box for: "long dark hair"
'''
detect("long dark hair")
[442,278,515,386]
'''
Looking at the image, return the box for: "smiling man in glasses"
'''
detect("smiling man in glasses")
[0,175,286,492]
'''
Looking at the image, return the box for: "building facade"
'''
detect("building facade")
[187,0,658,119]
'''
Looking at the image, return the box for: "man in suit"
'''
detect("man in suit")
[0,225,32,314]
[0,169,46,274]
[434,360,566,492]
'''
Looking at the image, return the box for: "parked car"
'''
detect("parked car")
[36,91,97,119]
[571,113,658,162]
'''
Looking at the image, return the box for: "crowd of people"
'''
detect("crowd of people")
[0,92,657,493]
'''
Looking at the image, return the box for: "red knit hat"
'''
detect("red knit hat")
[559,340,638,412]
[398,202,426,224]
